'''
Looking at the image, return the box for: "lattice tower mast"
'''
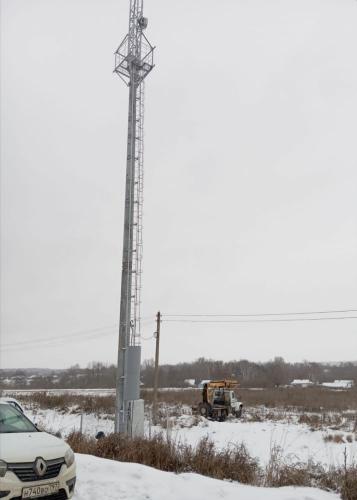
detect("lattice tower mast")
[114,0,154,434]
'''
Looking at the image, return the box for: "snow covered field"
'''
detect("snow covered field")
[26,406,115,439]
[7,386,356,471]
[73,454,340,500]
[23,404,357,469]
[6,391,356,498]
[166,416,357,468]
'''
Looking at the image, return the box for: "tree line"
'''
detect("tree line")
[1,358,356,390]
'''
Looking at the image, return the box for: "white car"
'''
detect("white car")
[0,401,76,499]
[0,398,25,415]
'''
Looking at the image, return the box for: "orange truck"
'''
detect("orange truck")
[198,379,243,421]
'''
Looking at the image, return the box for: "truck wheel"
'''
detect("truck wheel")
[235,406,243,418]
[198,402,211,418]
[219,411,228,422]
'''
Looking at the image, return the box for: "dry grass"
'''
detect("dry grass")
[342,467,357,500]
[264,444,351,493]
[13,386,357,414]
[240,387,357,412]
[145,386,357,413]
[67,432,259,484]
[15,392,115,415]
[298,413,344,431]
[266,460,341,491]
[141,389,199,406]
[324,433,346,444]
[298,413,321,428]
[67,431,357,496]
[245,410,264,422]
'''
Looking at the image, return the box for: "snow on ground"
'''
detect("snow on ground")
[73,453,340,500]
[5,388,195,396]
[5,388,117,397]
[25,405,357,469]
[322,381,354,389]
[164,417,357,468]
[13,390,357,469]
[25,407,115,438]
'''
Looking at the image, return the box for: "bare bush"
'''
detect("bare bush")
[298,414,321,428]
[265,445,342,491]
[67,431,357,496]
[342,467,357,500]
[67,432,259,484]
[324,434,345,444]
[14,393,115,415]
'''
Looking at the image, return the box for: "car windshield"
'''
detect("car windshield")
[0,403,38,433]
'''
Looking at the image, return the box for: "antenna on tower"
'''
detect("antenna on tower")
[114,0,155,436]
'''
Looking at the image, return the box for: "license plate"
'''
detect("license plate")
[22,482,60,499]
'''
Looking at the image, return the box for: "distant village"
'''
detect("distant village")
[0,358,356,390]
[289,379,354,389]
[186,379,354,389]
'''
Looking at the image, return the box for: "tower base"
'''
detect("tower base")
[128,399,144,438]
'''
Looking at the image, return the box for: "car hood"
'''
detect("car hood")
[0,432,69,462]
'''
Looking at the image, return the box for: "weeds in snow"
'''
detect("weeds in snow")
[67,432,259,484]
[67,430,357,496]
[324,433,346,444]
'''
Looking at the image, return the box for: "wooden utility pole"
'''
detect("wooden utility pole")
[152,311,161,425]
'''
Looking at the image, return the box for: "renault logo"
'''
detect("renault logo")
[34,458,47,477]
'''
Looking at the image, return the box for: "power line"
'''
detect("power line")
[3,332,115,352]
[163,308,357,318]
[2,325,118,350]
[4,309,355,351]
[3,322,156,351]
[162,316,357,324]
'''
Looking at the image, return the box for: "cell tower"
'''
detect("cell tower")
[114,0,154,435]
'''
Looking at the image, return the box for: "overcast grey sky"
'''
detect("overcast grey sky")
[1,0,357,369]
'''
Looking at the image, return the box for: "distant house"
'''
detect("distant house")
[322,380,354,389]
[290,379,314,388]
[184,379,196,387]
